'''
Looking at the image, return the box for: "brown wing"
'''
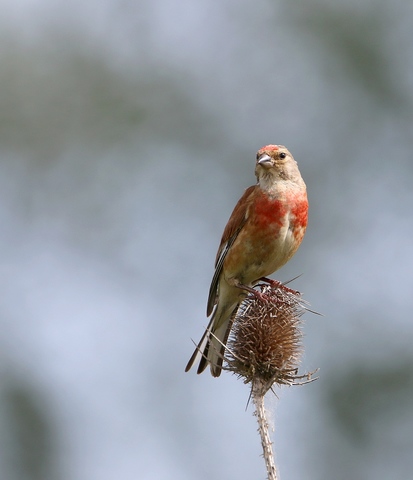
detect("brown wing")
[206,185,257,316]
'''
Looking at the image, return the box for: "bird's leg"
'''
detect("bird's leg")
[260,277,300,296]
[233,281,271,302]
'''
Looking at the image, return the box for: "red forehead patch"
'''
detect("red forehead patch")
[260,144,279,152]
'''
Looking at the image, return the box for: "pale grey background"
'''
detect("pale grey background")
[0,1,412,479]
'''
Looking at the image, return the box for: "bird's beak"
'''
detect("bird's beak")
[257,154,272,167]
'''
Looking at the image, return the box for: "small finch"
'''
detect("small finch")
[185,145,308,377]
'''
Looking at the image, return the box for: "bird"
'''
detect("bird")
[185,145,308,377]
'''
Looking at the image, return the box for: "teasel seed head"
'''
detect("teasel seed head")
[225,282,313,395]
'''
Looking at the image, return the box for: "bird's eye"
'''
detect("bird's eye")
[279,152,286,159]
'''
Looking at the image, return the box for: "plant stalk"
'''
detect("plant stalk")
[252,379,278,480]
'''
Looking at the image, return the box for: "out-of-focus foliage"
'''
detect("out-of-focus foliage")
[1,382,59,480]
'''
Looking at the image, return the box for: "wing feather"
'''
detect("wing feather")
[206,185,256,316]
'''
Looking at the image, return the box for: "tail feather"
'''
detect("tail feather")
[184,311,217,373]
[185,305,238,377]
[205,311,236,377]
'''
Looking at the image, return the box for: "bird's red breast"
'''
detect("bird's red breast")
[253,192,288,228]
[249,188,308,236]
[219,187,307,287]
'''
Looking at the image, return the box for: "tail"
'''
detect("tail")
[185,305,238,377]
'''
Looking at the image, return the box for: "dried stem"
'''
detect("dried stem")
[252,379,278,480]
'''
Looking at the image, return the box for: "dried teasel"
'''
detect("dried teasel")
[225,282,316,395]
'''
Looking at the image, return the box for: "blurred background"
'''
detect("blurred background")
[0,0,412,479]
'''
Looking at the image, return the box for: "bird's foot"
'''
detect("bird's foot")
[237,283,271,302]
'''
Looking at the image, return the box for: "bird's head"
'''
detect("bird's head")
[255,145,304,191]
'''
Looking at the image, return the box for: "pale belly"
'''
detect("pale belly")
[223,218,302,285]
